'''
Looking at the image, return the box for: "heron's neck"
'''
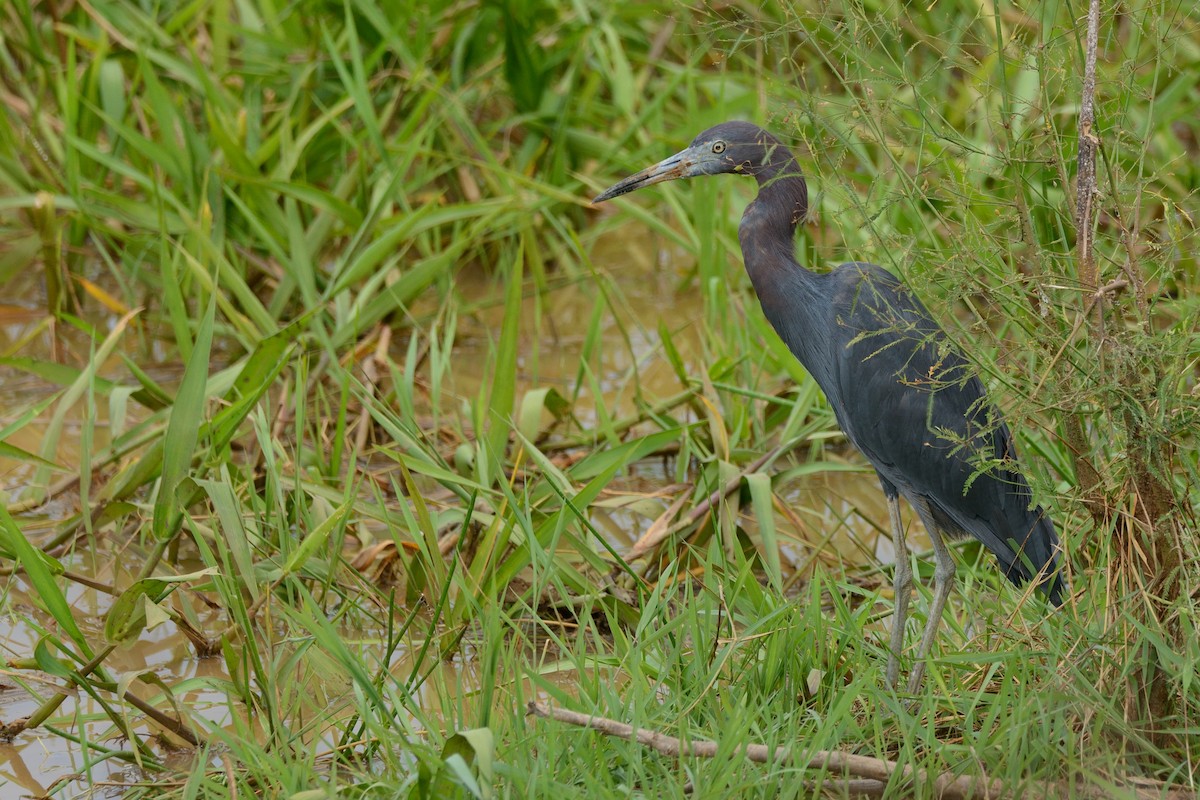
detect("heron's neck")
[739,155,809,277]
[737,158,829,374]
[742,156,808,251]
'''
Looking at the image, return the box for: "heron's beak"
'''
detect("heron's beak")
[592,147,696,204]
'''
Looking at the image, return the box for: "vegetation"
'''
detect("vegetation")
[0,0,1197,797]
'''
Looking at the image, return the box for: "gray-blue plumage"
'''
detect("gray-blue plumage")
[755,257,1063,601]
[594,121,1065,688]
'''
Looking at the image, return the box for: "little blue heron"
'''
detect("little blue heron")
[593,122,1065,691]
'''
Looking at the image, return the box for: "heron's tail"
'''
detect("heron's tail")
[1001,507,1066,606]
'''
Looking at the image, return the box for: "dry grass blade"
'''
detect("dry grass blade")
[626,489,691,559]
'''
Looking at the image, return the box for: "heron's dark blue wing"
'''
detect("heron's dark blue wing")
[818,263,1063,601]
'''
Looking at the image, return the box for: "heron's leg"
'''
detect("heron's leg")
[906,509,956,693]
[885,493,911,690]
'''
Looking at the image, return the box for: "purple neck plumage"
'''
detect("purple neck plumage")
[735,138,825,379]
[742,144,809,250]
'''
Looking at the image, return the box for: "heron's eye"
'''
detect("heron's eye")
[712,141,726,154]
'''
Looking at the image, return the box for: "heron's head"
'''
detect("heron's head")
[593,122,792,204]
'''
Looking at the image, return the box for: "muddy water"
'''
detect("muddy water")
[0,563,584,798]
[0,227,904,793]
[0,271,178,509]
[440,228,695,428]
[0,577,232,795]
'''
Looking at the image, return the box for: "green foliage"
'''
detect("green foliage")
[0,0,1197,797]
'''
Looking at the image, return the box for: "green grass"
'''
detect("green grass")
[0,0,1197,797]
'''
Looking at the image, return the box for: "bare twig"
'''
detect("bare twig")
[625,439,793,568]
[527,702,997,798]
[1074,0,1102,321]
[663,440,789,541]
[1063,0,1107,515]
[528,702,1197,800]
[543,388,699,452]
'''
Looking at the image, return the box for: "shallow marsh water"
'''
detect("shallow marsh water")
[0,230,911,795]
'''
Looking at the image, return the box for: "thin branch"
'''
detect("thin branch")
[1063,0,1108,513]
[628,438,793,579]
[527,702,998,799]
[1074,0,1102,322]
[528,702,1197,800]
[664,439,789,539]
